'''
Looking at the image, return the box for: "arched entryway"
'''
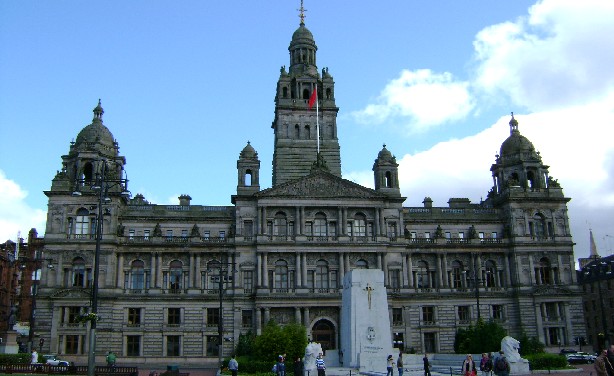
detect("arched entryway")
[311,319,336,351]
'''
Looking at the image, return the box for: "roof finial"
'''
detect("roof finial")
[93,99,104,123]
[298,0,307,26]
[509,111,518,135]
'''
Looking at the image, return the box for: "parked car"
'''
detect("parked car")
[42,354,70,366]
[566,352,596,364]
[559,348,578,355]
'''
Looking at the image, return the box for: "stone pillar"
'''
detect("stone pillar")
[296,252,302,287]
[302,253,308,287]
[442,253,448,288]
[398,209,404,239]
[256,307,262,335]
[564,302,573,345]
[304,307,310,329]
[528,256,535,285]
[338,208,343,236]
[295,307,301,323]
[401,253,408,288]
[506,255,513,286]
[257,253,262,287]
[339,253,345,283]
[195,254,201,288]
[375,209,380,236]
[264,308,270,323]
[116,254,124,288]
[437,254,444,288]
[263,253,269,288]
[156,253,163,288]
[296,206,302,235]
[535,303,545,344]
[407,254,413,288]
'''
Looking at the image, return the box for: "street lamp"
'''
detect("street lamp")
[73,160,129,376]
[464,255,483,321]
[207,257,236,367]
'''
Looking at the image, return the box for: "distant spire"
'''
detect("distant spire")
[298,0,307,25]
[590,229,600,258]
[509,112,519,135]
[93,99,104,123]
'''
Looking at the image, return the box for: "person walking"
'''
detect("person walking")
[396,351,404,376]
[386,354,395,376]
[479,353,492,376]
[422,353,432,376]
[462,354,477,376]
[294,357,304,376]
[275,355,286,376]
[228,354,239,376]
[596,349,609,376]
[31,349,39,364]
[493,351,510,376]
[316,354,326,376]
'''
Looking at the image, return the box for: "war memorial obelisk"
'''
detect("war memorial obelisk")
[340,269,394,372]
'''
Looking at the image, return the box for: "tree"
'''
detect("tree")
[253,320,308,363]
[236,331,255,356]
[455,319,507,354]
[517,332,545,355]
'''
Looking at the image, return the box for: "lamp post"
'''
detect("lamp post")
[73,160,129,376]
[465,255,482,321]
[207,256,236,367]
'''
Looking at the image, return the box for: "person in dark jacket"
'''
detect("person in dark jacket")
[294,357,304,376]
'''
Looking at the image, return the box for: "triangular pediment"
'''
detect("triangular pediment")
[256,170,386,199]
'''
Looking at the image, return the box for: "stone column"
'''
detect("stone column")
[339,252,345,283]
[195,254,201,288]
[304,307,310,329]
[257,253,262,287]
[256,307,262,335]
[337,208,343,236]
[528,255,535,285]
[437,254,444,288]
[156,253,163,288]
[295,307,301,323]
[296,252,302,287]
[407,254,413,288]
[296,206,302,235]
[302,253,308,287]
[442,253,448,288]
[535,303,545,344]
[506,255,513,286]
[116,254,124,288]
[264,308,270,323]
[375,209,380,236]
[263,253,269,288]
[564,302,573,345]
[398,209,404,239]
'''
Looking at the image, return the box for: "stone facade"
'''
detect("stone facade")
[33,17,584,366]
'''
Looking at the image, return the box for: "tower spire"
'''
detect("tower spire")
[589,229,600,258]
[509,111,518,135]
[298,0,307,25]
[93,99,104,123]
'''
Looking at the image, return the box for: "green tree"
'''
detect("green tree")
[253,320,308,364]
[517,331,545,355]
[282,322,308,362]
[236,331,256,356]
[454,319,507,354]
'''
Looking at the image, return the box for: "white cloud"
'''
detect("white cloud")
[352,69,474,133]
[0,170,47,242]
[473,0,614,111]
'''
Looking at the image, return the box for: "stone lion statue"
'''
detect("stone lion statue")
[501,336,521,362]
[304,342,323,371]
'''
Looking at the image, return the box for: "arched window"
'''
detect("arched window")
[451,260,463,288]
[295,124,300,139]
[83,162,94,182]
[417,261,430,288]
[274,212,287,236]
[72,257,86,287]
[484,260,497,287]
[169,260,183,291]
[326,88,332,99]
[282,87,288,98]
[355,259,368,269]
[527,170,536,189]
[244,169,253,186]
[385,171,393,188]
[131,260,145,289]
[305,125,311,139]
[275,260,288,289]
[530,213,547,239]
[536,257,552,285]
[315,260,329,288]
[314,213,327,237]
[75,208,91,236]
[303,88,310,100]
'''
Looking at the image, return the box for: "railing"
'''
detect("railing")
[0,364,139,375]
[409,238,435,244]
[66,234,95,240]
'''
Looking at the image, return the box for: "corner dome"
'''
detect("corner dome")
[74,100,116,150]
[240,141,258,159]
[499,114,535,156]
[377,144,393,160]
[291,24,314,43]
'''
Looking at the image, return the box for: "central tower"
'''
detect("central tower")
[271,7,341,186]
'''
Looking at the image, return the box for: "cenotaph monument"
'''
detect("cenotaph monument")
[340,269,394,372]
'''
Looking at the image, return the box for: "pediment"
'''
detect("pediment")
[533,285,573,295]
[51,288,92,299]
[256,170,386,199]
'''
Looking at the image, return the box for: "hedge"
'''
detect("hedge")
[524,353,568,370]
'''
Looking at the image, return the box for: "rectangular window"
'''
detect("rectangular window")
[219,231,225,239]
[203,231,210,240]
[330,270,338,289]
[167,336,181,356]
[410,232,417,239]
[65,335,80,354]
[129,229,135,239]
[242,310,253,328]
[243,270,253,290]
[458,306,470,322]
[424,232,430,239]
[479,232,485,241]
[390,270,401,288]
[445,232,451,239]
[168,308,181,325]
[423,332,437,353]
[126,336,140,356]
[329,222,336,237]
[144,230,150,240]
[491,232,498,239]
[181,229,188,238]
[422,306,435,324]
[492,305,504,320]
[207,308,220,327]
[68,307,82,323]
[458,232,464,239]
[206,335,219,357]
[392,308,403,326]
[166,230,173,239]
[128,308,141,326]
[244,221,253,237]
[387,222,397,238]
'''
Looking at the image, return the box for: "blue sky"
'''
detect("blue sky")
[1,1,613,262]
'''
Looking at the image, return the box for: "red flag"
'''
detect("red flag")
[308,86,317,109]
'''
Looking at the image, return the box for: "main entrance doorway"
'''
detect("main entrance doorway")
[311,319,336,351]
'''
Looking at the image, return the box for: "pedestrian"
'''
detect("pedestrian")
[275,355,286,376]
[493,351,510,376]
[396,351,404,376]
[423,353,432,376]
[294,357,304,376]
[607,345,614,376]
[106,351,116,367]
[596,349,609,376]
[228,354,239,376]
[31,349,39,364]
[316,353,326,376]
[479,353,492,376]
[462,354,477,376]
[386,354,394,376]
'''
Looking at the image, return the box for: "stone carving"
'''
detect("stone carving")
[501,336,521,362]
[304,342,323,372]
[366,326,376,341]
[256,170,385,199]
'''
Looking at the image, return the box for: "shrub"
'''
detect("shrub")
[454,319,506,354]
[524,353,568,370]
[0,353,31,365]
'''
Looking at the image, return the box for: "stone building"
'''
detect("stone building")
[34,16,584,365]
[577,231,614,350]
